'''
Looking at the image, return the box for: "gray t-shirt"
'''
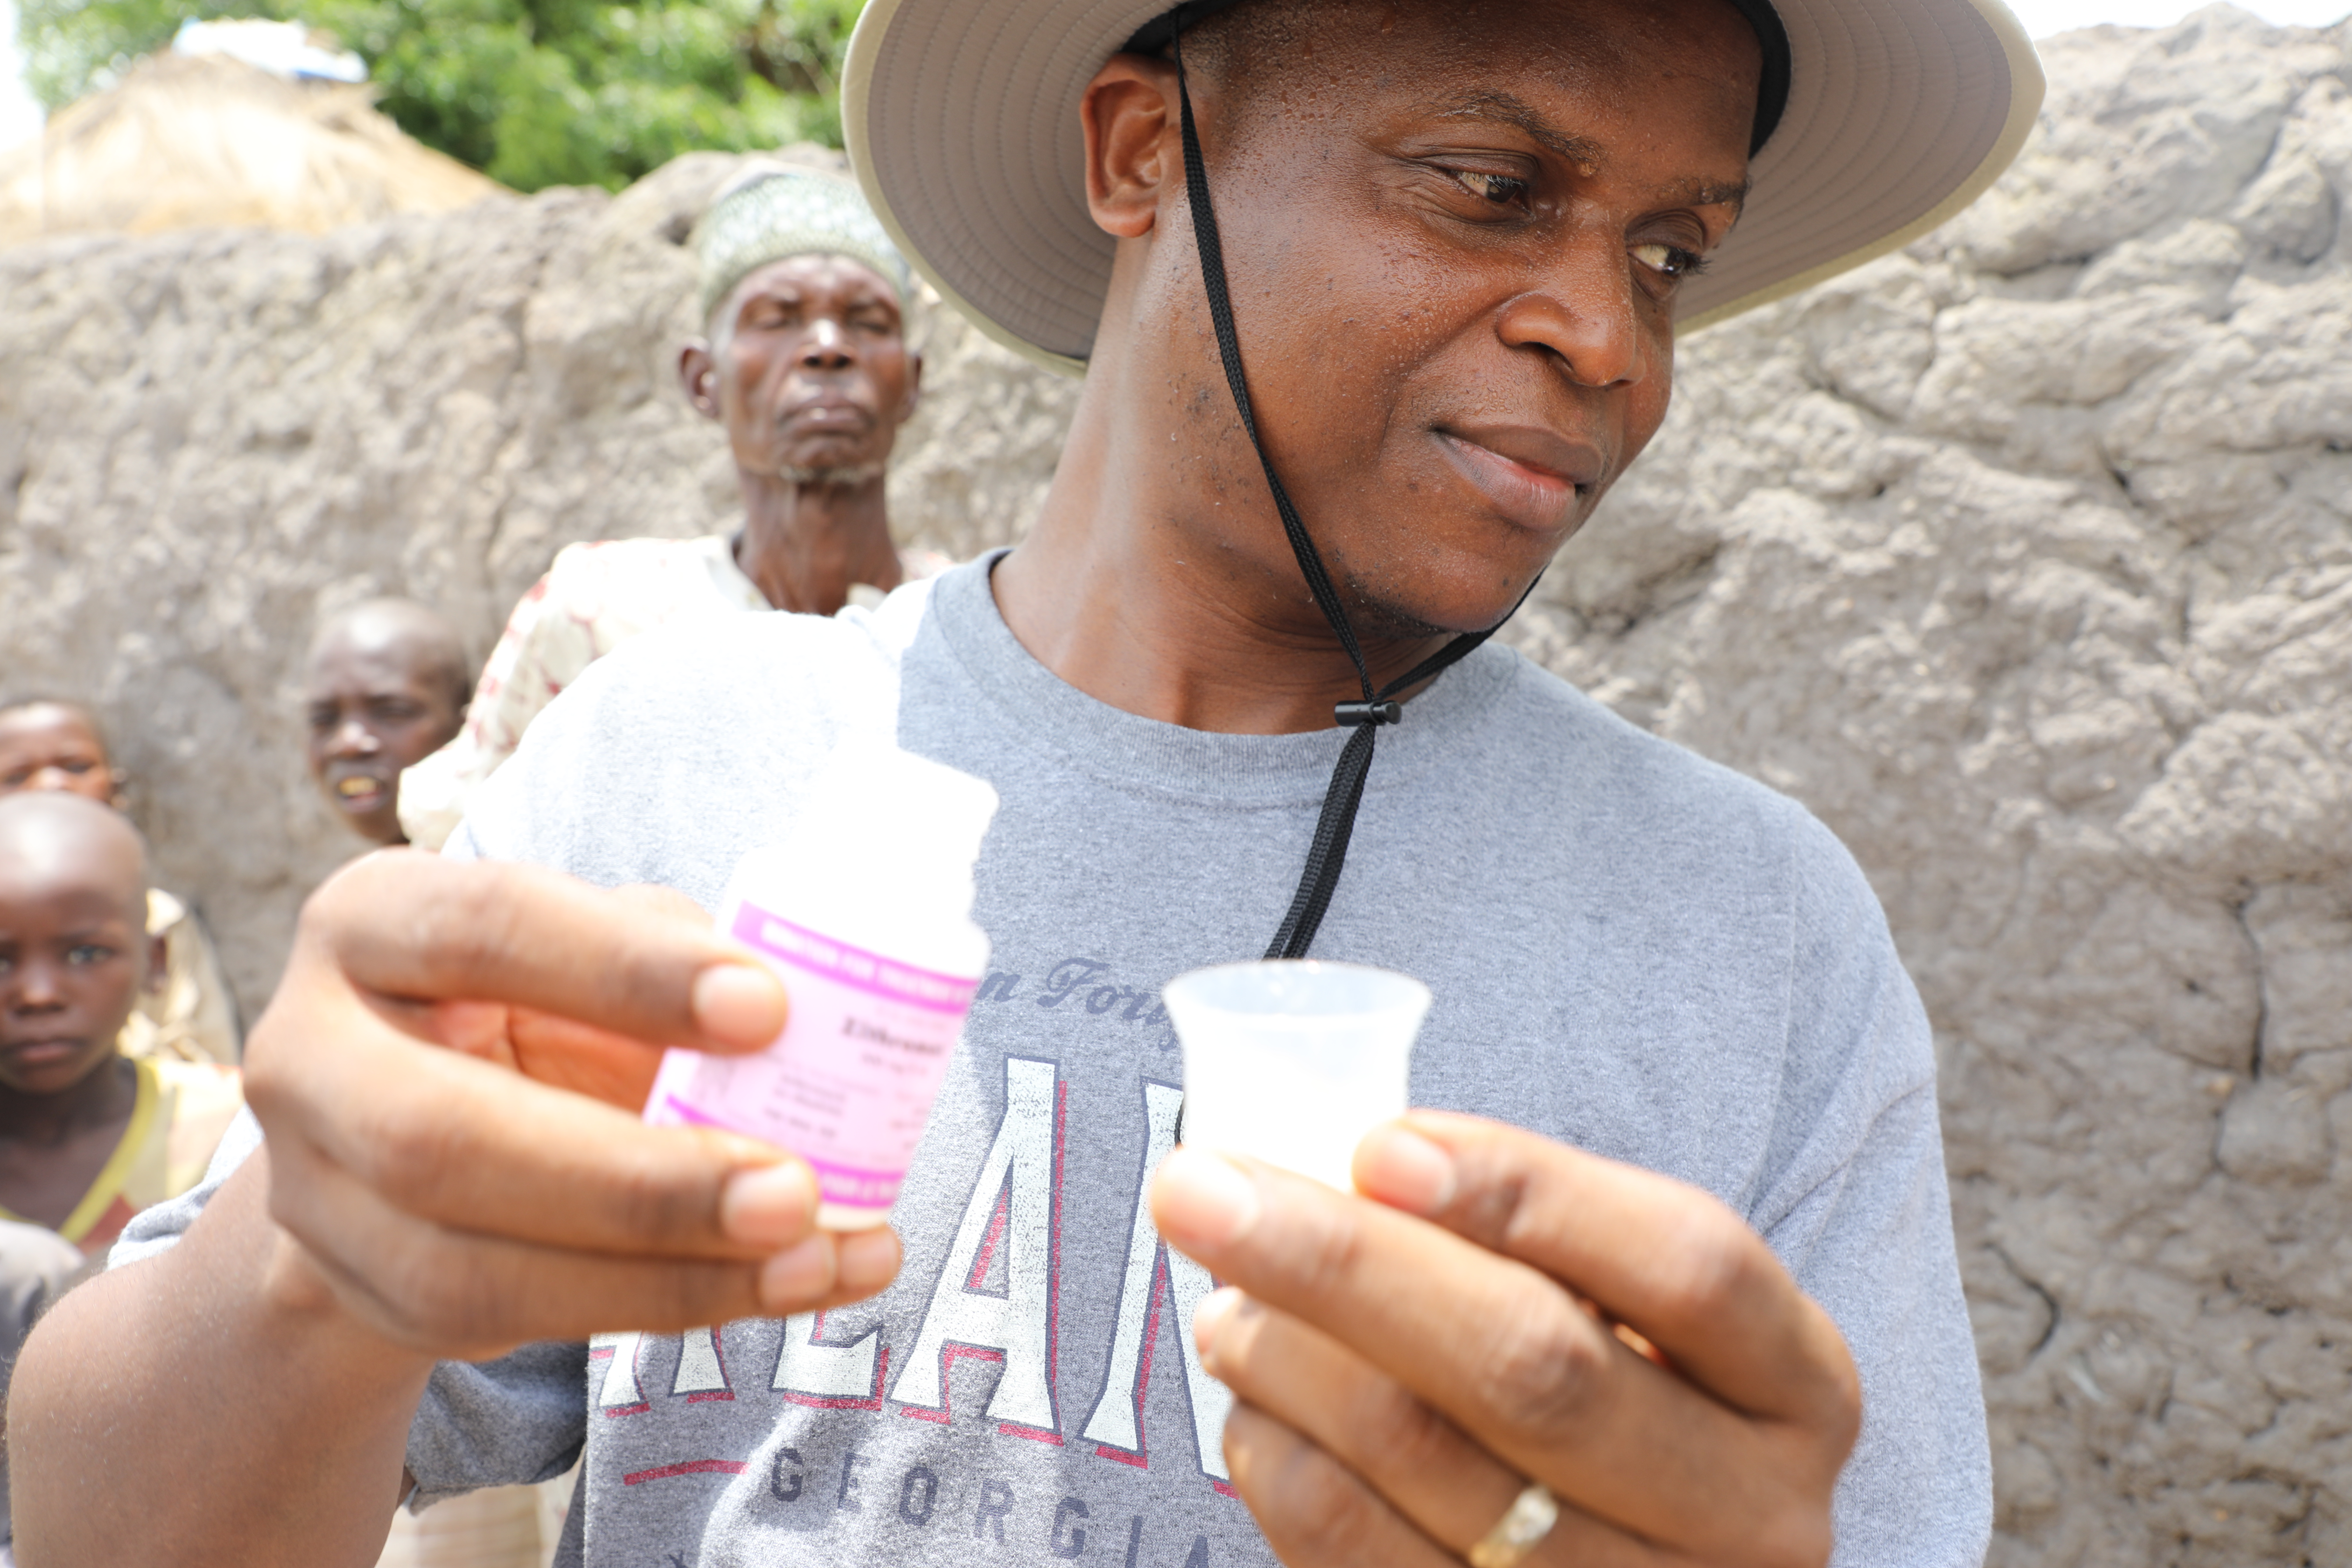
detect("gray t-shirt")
[120,556,1989,1567]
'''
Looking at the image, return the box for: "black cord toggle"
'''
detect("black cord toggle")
[1334,700,1402,727]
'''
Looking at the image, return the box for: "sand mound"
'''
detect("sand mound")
[0,51,506,247]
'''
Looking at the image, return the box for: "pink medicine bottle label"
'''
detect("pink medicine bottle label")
[644,901,980,1217]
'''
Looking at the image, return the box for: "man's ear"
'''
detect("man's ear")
[898,349,923,422]
[1083,54,1184,239]
[678,342,721,421]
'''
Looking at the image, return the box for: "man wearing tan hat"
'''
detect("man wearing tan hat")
[396,162,947,850]
[19,0,2040,1565]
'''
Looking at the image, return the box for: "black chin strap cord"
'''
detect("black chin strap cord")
[1171,35,1538,961]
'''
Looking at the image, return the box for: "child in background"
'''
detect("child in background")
[0,700,241,1065]
[0,793,240,1566]
[300,607,562,1568]
[303,599,470,848]
[0,792,241,1256]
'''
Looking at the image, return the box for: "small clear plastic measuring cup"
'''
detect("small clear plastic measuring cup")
[1162,960,1433,1191]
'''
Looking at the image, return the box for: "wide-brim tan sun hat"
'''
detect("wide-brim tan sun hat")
[845,0,2043,378]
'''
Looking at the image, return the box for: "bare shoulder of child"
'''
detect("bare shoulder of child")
[0,794,160,1244]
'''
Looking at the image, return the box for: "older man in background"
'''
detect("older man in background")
[397,163,947,851]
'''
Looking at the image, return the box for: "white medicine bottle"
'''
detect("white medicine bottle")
[643,738,1000,1229]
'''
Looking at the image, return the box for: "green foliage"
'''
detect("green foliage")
[16,0,864,190]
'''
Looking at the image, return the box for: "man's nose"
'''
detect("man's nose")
[330,716,380,756]
[27,766,74,791]
[1495,239,1652,390]
[799,318,855,369]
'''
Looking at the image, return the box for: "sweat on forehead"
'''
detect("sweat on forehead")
[0,792,148,908]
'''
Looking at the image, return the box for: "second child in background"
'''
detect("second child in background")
[398,163,948,850]
[302,601,558,1566]
[303,599,472,848]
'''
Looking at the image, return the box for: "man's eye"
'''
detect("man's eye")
[68,944,111,966]
[1632,241,1709,280]
[1452,170,1530,206]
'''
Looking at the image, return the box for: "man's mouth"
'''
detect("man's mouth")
[1433,426,1605,533]
[782,399,874,433]
[332,772,390,806]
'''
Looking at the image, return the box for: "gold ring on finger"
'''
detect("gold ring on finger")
[1466,1482,1559,1568]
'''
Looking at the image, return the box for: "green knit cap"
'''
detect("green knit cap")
[695,163,915,327]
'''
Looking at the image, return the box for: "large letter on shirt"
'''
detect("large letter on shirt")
[773,1311,884,1405]
[589,1331,648,1416]
[891,1057,1063,1434]
[1078,1081,1233,1480]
